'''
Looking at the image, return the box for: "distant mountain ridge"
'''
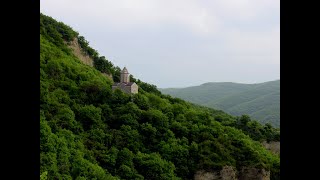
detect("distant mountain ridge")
[160,80,280,127]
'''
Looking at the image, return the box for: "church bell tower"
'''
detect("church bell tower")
[120,67,130,83]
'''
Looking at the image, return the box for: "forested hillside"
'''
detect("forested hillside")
[160,80,280,127]
[40,13,280,180]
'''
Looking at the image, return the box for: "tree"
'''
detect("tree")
[76,105,102,131]
[239,115,251,126]
[142,109,169,131]
[134,152,178,180]
[93,56,115,74]
[40,171,48,180]
[40,13,280,180]
[133,93,150,110]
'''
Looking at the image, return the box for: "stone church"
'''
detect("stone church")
[112,67,138,94]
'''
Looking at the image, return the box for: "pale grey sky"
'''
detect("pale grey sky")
[40,0,280,88]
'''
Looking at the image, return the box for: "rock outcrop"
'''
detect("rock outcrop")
[262,141,280,155]
[238,167,270,180]
[67,38,94,67]
[66,38,113,81]
[194,166,270,180]
[194,166,237,180]
[194,170,220,180]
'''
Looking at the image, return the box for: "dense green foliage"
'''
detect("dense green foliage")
[40,13,280,180]
[193,106,280,143]
[160,81,280,127]
[40,13,78,54]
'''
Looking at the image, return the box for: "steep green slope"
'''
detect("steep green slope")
[162,82,252,105]
[160,80,280,127]
[40,13,280,180]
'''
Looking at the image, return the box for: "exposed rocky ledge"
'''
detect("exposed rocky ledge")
[194,166,270,180]
[67,38,94,67]
[262,141,280,155]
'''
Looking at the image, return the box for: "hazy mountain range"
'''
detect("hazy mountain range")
[160,80,280,127]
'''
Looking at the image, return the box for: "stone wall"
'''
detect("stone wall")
[123,86,132,94]
[112,85,130,94]
[112,83,138,94]
[131,83,139,94]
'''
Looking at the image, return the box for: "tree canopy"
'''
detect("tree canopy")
[40,13,280,180]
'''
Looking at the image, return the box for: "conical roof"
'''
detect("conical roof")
[121,67,129,73]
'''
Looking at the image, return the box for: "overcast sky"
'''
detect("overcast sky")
[41,0,280,88]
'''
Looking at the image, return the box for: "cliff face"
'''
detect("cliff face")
[66,38,113,81]
[194,170,221,180]
[220,166,237,180]
[262,141,280,155]
[194,166,270,180]
[238,167,270,180]
[67,38,94,67]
